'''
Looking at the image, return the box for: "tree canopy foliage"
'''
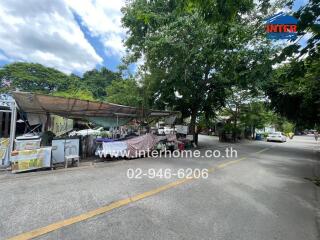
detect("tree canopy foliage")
[82,67,121,100]
[183,0,255,23]
[0,62,72,93]
[279,0,320,60]
[122,0,274,133]
[106,79,143,107]
[266,46,320,128]
[0,62,141,106]
[0,0,318,130]
[263,0,320,128]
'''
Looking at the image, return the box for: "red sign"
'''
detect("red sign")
[266,24,297,33]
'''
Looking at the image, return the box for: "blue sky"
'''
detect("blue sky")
[292,0,309,11]
[0,0,126,75]
[72,13,123,74]
[0,0,309,76]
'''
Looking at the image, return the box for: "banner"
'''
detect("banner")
[48,115,73,136]
[11,147,52,173]
[0,138,9,165]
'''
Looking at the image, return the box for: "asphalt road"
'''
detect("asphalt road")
[0,135,319,240]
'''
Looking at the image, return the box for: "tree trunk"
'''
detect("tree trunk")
[189,110,198,145]
[4,112,10,138]
[252,125,255,140]
[233,117,237,142]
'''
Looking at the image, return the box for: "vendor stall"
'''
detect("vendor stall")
[10,134,52,173]
[9,92,181,170]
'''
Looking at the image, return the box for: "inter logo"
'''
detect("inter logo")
[265,12,298,40]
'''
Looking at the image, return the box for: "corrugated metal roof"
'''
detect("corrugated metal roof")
[12,92,179,120]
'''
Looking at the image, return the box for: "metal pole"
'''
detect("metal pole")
[8,101,17,164]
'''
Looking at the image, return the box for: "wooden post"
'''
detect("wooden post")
[0,112,3,137]
[44,113,50,131]
[4,112,10,138]
[9,102,17,157]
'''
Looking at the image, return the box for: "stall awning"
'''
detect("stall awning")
[12,92,179,120]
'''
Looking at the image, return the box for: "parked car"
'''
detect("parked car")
[266,132,287,142]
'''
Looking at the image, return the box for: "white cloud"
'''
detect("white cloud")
[0,0,103,73]
[65,0,126,57]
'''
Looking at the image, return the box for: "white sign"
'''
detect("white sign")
[175,125,188,134]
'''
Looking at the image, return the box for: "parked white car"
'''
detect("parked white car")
[267,132,287,142]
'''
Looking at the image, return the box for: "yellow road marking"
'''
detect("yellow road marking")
[215,157,246,169]
[7,147,269,240]
[255,148,270,154]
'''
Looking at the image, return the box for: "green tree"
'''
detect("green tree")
[222,88,268,139]
[0,62,127,102]
[240,101,271,138]
[276,0,320,61]
[52,89,94,101]
[106,79,143,107]
[122,0,273,135]
[224,88,252,132]
[197,113,215,133]
[264,0,320,127]
[0,62,72,93]
[281,121,295,134]
[82,67,122,100]
[266,46,320,128]
[183,0,254,23]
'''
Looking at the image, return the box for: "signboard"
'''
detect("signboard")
[11,147,52,173]
[0,94,13,108]
[0,138,9,165]
[48,115,73,136]
[265,12,298,40]
[175,125,189,134]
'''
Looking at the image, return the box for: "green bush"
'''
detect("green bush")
[223,123,233,133]
[282,121,294,134]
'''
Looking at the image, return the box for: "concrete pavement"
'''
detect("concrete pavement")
[0,135,319,240]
